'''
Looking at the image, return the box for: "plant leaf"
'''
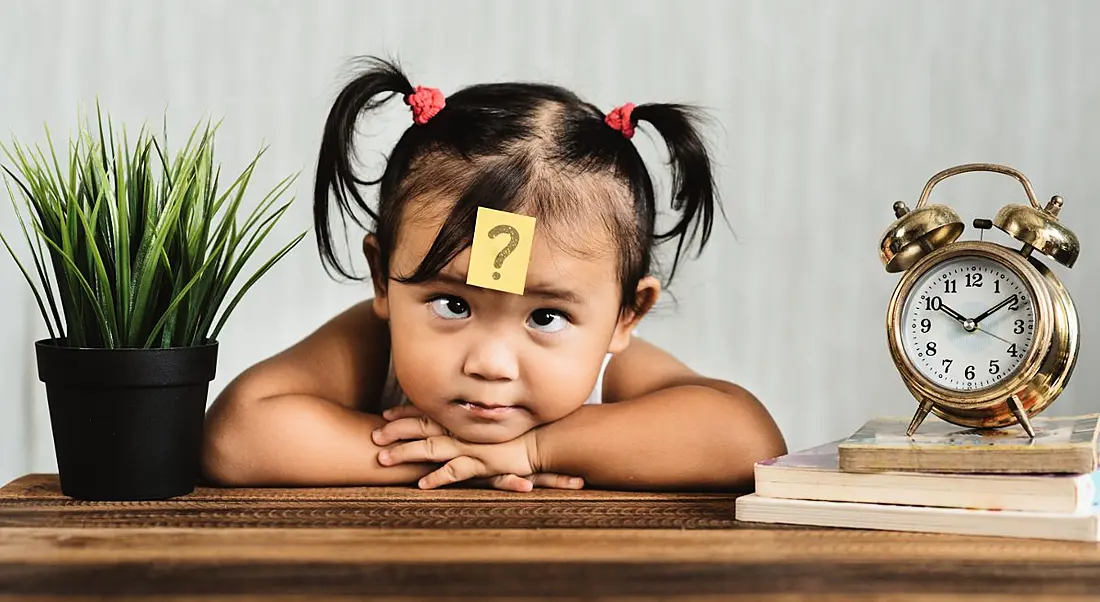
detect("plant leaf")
[2,109,302,349]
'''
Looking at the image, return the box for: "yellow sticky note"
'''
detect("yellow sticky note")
[466,207,536,295]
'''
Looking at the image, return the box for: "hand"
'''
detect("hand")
[372,405,584,492]
[937,303,967,325]
[973,294,1018,325]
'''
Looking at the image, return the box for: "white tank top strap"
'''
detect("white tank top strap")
[583,352,613,405]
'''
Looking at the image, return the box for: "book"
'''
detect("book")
[837,414,1100,474]
[735,493,1100,542]
[756,440,1099,513]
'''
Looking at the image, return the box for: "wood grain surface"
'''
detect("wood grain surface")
[4,474,1100,600]
[0,474,742,529]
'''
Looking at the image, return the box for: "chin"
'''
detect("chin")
[447,421,529,444]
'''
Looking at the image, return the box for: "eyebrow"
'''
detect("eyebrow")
[429,271,586,306]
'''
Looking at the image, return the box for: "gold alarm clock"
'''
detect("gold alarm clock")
[879,163,1080,438]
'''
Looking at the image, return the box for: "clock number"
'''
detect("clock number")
[965,365,975,380]
[942,359,952,373]
[920,318,931,333]
[1007,343,1018,358]
[994,279,1000,294]
[924,296,942,311]
[1014,319,1025,334]
[925,341,937,356]
[1009,296,1019,311]
[944,279,957,294]
[989,359,1000,375]
[966,273,983,288]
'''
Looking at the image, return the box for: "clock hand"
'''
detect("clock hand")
[973,294,1018,325]
[937,303,967,325]
[974,325,1013,345]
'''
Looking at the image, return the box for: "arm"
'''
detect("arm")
[201,300,435,486]
[534,338,787,491]
[375,337,787,492]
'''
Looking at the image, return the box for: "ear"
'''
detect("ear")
[608,275,660,354]
[363,234,390,320]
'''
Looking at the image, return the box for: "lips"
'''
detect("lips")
[453,399,522,419]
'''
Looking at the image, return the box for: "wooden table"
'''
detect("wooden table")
[2,474,1100,601]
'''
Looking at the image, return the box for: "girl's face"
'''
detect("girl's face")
[368,205,654,444]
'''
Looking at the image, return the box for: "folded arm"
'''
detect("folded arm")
[375,337,787,491]
[201,301,435,486]
[534,338,787,491]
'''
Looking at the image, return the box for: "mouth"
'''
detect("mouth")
[452,399,523,420]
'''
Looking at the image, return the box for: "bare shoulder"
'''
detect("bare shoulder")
[601,336,701,403]
[602,335,760,406]
[212,300,391,413]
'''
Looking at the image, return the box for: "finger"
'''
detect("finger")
[372,415,448,446]
[528,473,585,489]
[382,405,424,421]
[486,474,534,493]
[466,475,540,492]
[418,456,488,490]
[378,436,461,466]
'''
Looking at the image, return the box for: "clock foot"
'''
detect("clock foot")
[906,399,935,436]
[1007,394,1036,438]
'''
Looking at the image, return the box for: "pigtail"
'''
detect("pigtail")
[314,57,416,279]
[630,104,718,283]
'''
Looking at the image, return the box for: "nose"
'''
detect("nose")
[462,337,519,382]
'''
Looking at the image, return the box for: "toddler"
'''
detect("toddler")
[202,57,786,491]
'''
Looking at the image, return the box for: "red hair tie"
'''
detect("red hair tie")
[605,102,636,139]
[405,86,445,125]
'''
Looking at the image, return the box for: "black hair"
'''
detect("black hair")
[314,56,721,313]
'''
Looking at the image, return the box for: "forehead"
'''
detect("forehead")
[391,202,620,288]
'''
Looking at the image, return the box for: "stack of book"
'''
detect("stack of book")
[735,414,1100,541]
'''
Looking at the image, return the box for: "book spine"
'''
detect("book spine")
[837,447,1096,474]
[756,480,1084,513]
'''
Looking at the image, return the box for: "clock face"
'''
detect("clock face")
[900,255,1036,392]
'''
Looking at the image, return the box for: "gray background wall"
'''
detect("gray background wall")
[2,0,1097,485]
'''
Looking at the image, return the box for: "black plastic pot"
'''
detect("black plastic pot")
[35,339,218,501]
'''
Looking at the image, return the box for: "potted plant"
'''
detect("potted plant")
[1,107,305,501]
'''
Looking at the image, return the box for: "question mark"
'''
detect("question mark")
[488,224,520,280]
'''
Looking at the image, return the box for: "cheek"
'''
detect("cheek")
[523,312,621,420]
[388,308,454,406]
[524,350,606,420]
[392,343,447,400]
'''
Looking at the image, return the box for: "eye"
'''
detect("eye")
[428,296,470,320]
[527,309,569,333]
